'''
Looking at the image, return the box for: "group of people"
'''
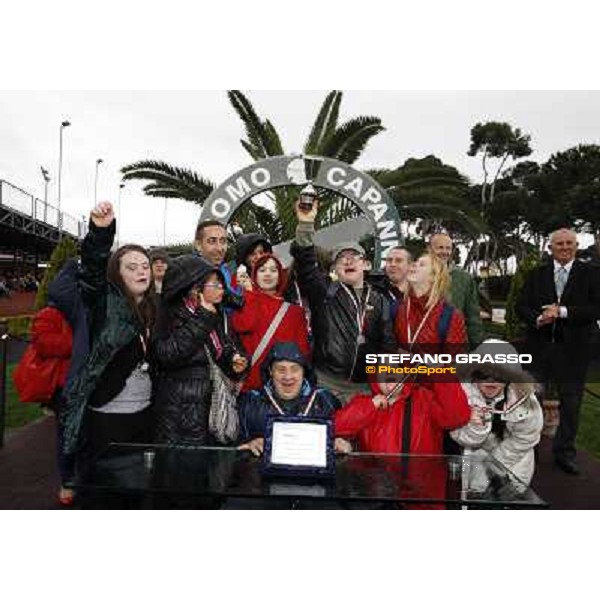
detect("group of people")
[0,270,39,296]
[23,193,600,507]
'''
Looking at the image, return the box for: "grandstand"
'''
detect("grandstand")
[0,178,85,276]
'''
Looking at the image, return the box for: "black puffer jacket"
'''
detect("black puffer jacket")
[290,242,397,382]
[152,254,247,445]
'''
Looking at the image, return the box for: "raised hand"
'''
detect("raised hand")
[372,394,389,410]
[198,291,217,313]
[90,201,115,228]
[237,271,253,291]
[232,353,248,374]
[294,198,319,224]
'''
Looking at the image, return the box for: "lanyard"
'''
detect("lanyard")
[406,297,435,350]
[139,329,150,356]
[265,388,318,417]
[340,284,371,337]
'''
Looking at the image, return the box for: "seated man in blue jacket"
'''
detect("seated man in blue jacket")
[237,342,350,455]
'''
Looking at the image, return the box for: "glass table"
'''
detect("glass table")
[72,444,548,509]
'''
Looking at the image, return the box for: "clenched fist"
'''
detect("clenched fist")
[90,201,115,228]
[294,198,319,224]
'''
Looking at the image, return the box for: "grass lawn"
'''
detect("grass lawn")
[578,378,600,460]
[3,363,44,430]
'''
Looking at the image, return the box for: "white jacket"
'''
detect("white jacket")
[451,382,543,487]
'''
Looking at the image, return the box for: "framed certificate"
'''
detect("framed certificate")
[263,415,335,479]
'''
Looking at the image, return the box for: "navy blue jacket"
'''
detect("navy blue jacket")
[237,381,341,443]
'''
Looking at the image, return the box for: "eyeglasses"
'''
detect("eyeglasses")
[336,253,363,264]
[203,282,224,290]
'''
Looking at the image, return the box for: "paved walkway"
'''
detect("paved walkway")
[1,416,599,509]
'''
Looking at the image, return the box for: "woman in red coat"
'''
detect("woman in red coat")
[395,252,467,355]
[30,305,74,505]
[30,306,72,395]
[231,253,311,391]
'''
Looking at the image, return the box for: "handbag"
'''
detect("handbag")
[206,349,242,444]
[13,344,62,403]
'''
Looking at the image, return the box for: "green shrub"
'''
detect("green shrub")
[34,238,79,311]
[504,252,540,341]
[2,316,32,340]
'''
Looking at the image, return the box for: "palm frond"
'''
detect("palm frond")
[228,90,275,159]
[320,117,384,163]
[264,120,285,156]
[231,201,284,243]
[121,160,215,203]
[304,91,339,154]
[399,201,487,236]
[322,91,342,148]
[240,139,263,162]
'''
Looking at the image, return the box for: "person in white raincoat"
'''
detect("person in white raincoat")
[451,339,543,491]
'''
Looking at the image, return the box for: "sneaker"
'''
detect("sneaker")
[58,487,75,506]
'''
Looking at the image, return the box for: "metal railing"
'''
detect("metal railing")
[0,179,85,238]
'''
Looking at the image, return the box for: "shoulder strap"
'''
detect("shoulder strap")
[437,302,455,347]
[251,302,290,367]
[401,396,412,455]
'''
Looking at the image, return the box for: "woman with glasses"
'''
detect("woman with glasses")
[451,339,543,489]
[152,254,248,445]
[231,253,310,391]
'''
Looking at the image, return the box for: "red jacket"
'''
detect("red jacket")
[31,306,73,387]
[335,381,470,507]
[231,290,311,391]
[395,291,467,354]
[335,380,470,455]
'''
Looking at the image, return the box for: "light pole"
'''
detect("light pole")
[57,120,71,239]
[163,197,168,246]
[94,158,104,207]
[117,182,125,247]
[40,166,50,223]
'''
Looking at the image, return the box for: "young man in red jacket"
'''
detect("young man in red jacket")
[335,377,470,455]
[334,375,471,506]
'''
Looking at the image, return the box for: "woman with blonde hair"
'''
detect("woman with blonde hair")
[394,251,467,355]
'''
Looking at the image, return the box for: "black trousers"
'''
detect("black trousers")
[77,405,154,509]
[82,404,154,465]
[529,343,588,462]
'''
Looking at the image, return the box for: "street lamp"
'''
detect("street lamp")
[94,158,104,206]
[40,166,50,223]
[163,197,168,246]
[117,182,125,247]
[57,120,71,239]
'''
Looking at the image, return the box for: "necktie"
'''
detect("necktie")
[555,266,568,299]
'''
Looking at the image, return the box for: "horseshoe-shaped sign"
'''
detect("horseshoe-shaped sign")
[199,155,402,269]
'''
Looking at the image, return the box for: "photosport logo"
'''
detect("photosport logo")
[364,349,533,382]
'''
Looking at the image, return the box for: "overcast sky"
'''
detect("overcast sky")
[1,90,599,247]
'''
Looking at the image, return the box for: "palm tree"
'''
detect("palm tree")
[121,91,481,247]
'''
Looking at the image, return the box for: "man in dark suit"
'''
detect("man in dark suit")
[517,228,600,475]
